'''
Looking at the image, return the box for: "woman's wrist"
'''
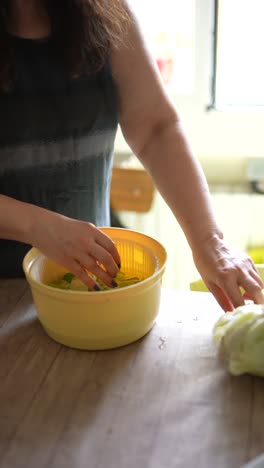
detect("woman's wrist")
[188,226,224,255]
[19,202,41,245]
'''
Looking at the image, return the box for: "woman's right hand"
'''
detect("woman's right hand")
[27,206,121,290]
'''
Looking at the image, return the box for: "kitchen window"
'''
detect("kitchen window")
[132,0,196,94]
[213,0,264,109]
[116,1,264,160]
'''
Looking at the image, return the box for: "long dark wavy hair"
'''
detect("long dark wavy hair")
[0,0,129,90]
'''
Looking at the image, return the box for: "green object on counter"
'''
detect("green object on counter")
[247,247,264,265]
[189,278,209,292]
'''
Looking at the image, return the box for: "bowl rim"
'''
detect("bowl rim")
[23,228,167,297]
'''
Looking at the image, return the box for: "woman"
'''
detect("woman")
[0,0,263,310]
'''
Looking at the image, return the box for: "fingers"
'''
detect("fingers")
[220,277,246,309]
[208,282,239,312]
[64,224,121,288]
[33,213,122,290]
[73,228,121,287]
[74,252,118,289]
[62,258,118,291]
[70,261,101,291]
[250,268,264,288]
[87,241,120,277]
[238,273,264,305]
[94,228,121,268]
[194,238,264,312]
[207,268,264,312]
[56,226,121,290]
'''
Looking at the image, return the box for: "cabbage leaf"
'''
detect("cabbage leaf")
[213,304,264,376]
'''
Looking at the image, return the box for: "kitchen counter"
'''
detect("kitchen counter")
[0,280,264,468]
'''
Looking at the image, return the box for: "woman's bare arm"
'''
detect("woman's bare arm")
[110,1,264,310]
[0,194,120,289]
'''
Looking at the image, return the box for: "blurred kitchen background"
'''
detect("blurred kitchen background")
[110,0,264,290]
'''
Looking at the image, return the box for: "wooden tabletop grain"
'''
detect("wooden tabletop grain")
[0,279,264,468]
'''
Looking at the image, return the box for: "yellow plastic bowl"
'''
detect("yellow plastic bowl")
[23,228,167,350]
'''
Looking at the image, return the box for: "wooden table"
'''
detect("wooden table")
[0,280,264,468]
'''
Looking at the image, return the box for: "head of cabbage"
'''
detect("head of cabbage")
[213,304,264,376]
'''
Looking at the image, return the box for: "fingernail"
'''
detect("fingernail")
[112,279,118,287]
[94,284,101,291]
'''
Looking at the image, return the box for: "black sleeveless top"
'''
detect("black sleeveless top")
[0,35,119,277]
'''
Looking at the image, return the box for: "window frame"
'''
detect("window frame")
[171,0,264,160]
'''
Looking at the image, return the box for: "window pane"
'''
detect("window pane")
[132,0,195,94]
[215,0,264,107]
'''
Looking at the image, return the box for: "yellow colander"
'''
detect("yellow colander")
[23,228,167,350]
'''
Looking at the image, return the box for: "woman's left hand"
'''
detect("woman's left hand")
[193,235,264,311]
